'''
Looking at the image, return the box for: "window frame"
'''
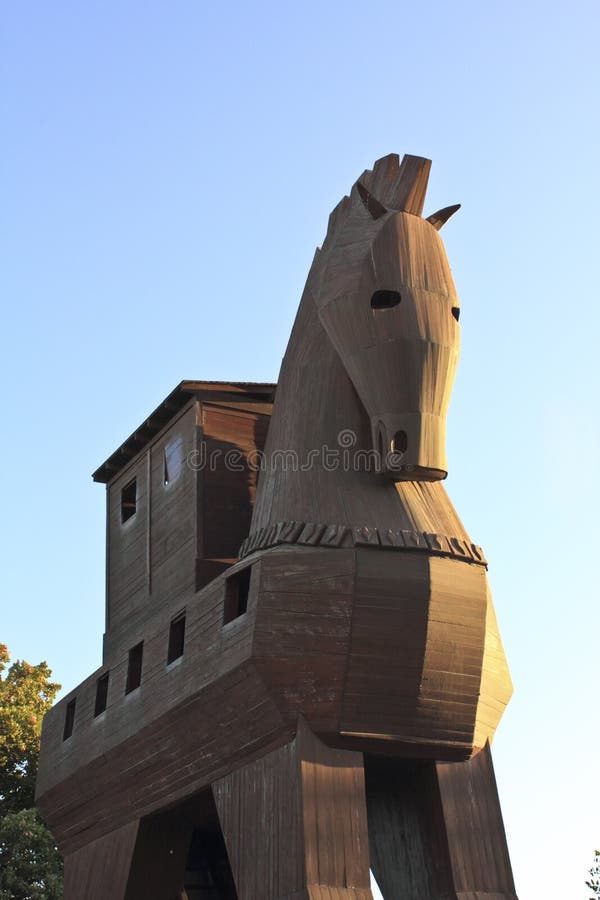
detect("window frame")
[167,611,186,666]
[125,641,144,694]
[120,477,137,524]
[223,566,252,626]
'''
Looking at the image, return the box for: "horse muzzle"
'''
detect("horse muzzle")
[374,414,448,481]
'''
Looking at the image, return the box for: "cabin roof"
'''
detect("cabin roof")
[92,380,276,484]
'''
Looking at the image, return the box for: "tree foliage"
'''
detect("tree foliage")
[0,808,63,900]
[587,850,600,898]
[0,644,63,899]
[0,644,60,817]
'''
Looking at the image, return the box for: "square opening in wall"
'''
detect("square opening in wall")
[163,436,183,486]
[121,477,137,523]
[125,641,144,694]
[63,698,76,741]
[167,612,186,665]
[94,672,109,717]
[223,567,251,625]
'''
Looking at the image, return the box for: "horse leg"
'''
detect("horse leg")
[62,820,140,900]
[63,812,195,900]
[213,717,374,900]
[434,742,518,899]
[366,744,518,899]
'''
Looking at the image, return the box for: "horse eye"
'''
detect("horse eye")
[371,290,402,309]
[451,306,460,322]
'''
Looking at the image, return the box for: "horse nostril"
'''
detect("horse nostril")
[392,430,408,454]
[452,306,460,321]
[371,290,402,309]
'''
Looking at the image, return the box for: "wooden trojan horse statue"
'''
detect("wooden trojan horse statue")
[230,153,517,898]
[36,154,517,900]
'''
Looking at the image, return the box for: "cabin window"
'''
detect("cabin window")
[63,698,76,740]
[121,477,137,523]
[167,612,186,664]
[125,641,144,694]
[371,289,402,309]
[223,567,251,625]
[94,672,109,717]
[392,430,408,454]
[163,436,184,486]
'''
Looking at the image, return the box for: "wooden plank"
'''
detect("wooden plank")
[436,744,518,898]
[365,755,453,898]
[62,819,139,900]
[214,719,372,900]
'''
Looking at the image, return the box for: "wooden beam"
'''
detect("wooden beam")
[213,719,373,900]
[62,820,139,900]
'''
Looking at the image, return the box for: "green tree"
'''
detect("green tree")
[0,808,62,900]
[587,850,600,898]
[0,644,63,898]
[0,644,60,816]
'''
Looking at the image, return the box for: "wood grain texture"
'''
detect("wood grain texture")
[436,744,517,898]
[38,659,291,853]
[365,749,517,899]
[340,550,485,756]
[214,718,373,900]
[365,756,451,898]
[252,547,355,735]
[62,819,139,900]
[473,584,514,752]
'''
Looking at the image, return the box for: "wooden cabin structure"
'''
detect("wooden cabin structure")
[37,154,518,899]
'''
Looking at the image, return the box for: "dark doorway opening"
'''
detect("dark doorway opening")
[183,825,238,899]
[125,788,238,900]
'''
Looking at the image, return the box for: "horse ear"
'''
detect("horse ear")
[357,181,388,220]
[426,204,461,230]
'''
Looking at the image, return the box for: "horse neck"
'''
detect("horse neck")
[250,286,473,545]
[250,284,364,528]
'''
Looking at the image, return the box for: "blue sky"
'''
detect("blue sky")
[2,2,599,897]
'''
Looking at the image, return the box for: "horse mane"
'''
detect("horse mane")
[306,154,458,302]
[322,153,431,247]
[306,154,431,302]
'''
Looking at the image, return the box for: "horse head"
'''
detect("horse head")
[308,153,461,481]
